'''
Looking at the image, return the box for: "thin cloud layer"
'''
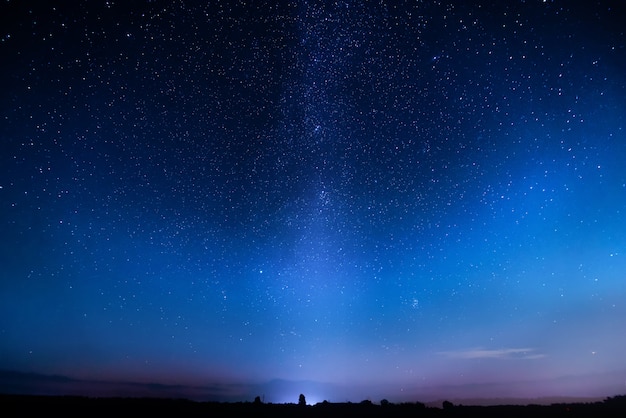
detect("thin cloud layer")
[438,348,546,360]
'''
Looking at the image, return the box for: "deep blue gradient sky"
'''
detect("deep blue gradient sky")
[1,0,626,404]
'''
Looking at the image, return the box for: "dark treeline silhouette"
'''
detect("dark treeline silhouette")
[1,393,626,417]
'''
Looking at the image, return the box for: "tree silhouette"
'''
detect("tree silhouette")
[298,393,306,406]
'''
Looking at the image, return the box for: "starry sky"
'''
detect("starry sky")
[1,0,626,404]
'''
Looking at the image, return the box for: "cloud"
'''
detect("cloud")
[437,348,546,360]
[0,369,249,401]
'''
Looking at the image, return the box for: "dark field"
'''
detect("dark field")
[2,394,626,417]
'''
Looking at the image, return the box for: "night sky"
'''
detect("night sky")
[1,0,626,404]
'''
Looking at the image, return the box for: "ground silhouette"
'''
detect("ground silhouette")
[2,393,626,417]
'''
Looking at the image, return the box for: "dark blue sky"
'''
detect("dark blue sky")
[1,0,625,404]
